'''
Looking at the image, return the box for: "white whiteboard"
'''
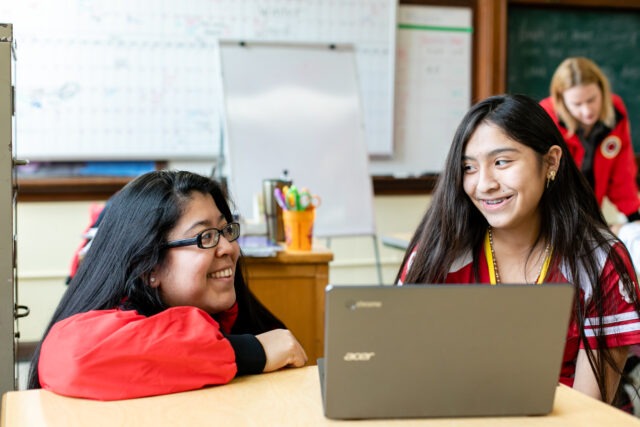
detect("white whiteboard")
[220,42,375,237]
[3,0,396,161]
[369,5,472,176]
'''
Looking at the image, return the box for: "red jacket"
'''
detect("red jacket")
[540,95,640,217]
[38,303,265,400]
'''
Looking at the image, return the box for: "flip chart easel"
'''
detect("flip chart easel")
[219,41,381,282]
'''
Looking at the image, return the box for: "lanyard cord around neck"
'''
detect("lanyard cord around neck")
[484,229,552,285]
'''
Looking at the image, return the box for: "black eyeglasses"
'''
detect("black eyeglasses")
[163,222,241,249]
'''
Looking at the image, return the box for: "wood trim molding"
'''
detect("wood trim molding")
[15,162,167,202]
[16,177,133,202]
[372,175,438,195]
[474,0,507,99]
[17,175,440,201]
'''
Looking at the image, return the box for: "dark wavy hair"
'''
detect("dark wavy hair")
[28,170,284,389]
[396,94,640,402]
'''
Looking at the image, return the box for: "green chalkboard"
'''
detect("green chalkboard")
[507,6,640,152]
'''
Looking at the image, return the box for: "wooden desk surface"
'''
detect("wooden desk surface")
[3,366,640,426]
[244,245,334,264]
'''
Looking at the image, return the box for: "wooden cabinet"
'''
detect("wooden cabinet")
[243,248,333,364]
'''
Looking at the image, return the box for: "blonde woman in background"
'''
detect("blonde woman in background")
[540,57,640,264]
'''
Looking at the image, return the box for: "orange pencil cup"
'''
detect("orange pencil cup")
[282,208,315,251]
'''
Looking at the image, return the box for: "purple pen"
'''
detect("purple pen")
[273,187,288,210]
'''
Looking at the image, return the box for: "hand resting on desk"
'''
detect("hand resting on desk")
[257,329,308,371]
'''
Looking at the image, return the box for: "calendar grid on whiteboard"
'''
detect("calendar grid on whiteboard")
[369,4,472,176]
[2,0,396,160]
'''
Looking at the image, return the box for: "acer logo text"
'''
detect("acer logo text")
[343,352,376,361]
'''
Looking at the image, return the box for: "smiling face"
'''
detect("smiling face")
[562,83,603,133]
[462,122,559,235]
[152,191,239,314]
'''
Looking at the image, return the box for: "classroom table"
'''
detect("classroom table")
[3,365,640,426]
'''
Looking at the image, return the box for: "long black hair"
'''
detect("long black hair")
[28,170,284,389]
[397,94,640,402]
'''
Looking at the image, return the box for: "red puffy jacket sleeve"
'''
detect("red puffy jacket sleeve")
[38,306,253,400]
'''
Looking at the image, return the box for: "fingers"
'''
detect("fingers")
[289,338,308,368]
[256,329,308,372]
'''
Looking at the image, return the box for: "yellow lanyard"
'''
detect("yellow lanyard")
[484,230,552,285]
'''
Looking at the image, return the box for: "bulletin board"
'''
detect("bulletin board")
[2,0,396,161]
[369,4,472,176]
[219,42,375,237]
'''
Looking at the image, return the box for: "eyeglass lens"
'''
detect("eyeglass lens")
[200,223,240,248]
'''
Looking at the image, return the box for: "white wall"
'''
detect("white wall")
[16,201,104,343]
[16,195,430,343]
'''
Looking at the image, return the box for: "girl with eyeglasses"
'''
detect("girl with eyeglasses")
[28,170,307,400]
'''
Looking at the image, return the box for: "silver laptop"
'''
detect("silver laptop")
[318,283,574,419]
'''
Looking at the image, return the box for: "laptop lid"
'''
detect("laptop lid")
[319,283,574,419]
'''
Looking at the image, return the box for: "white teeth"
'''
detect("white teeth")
[486,199,503,205]
[207,268,233,279]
